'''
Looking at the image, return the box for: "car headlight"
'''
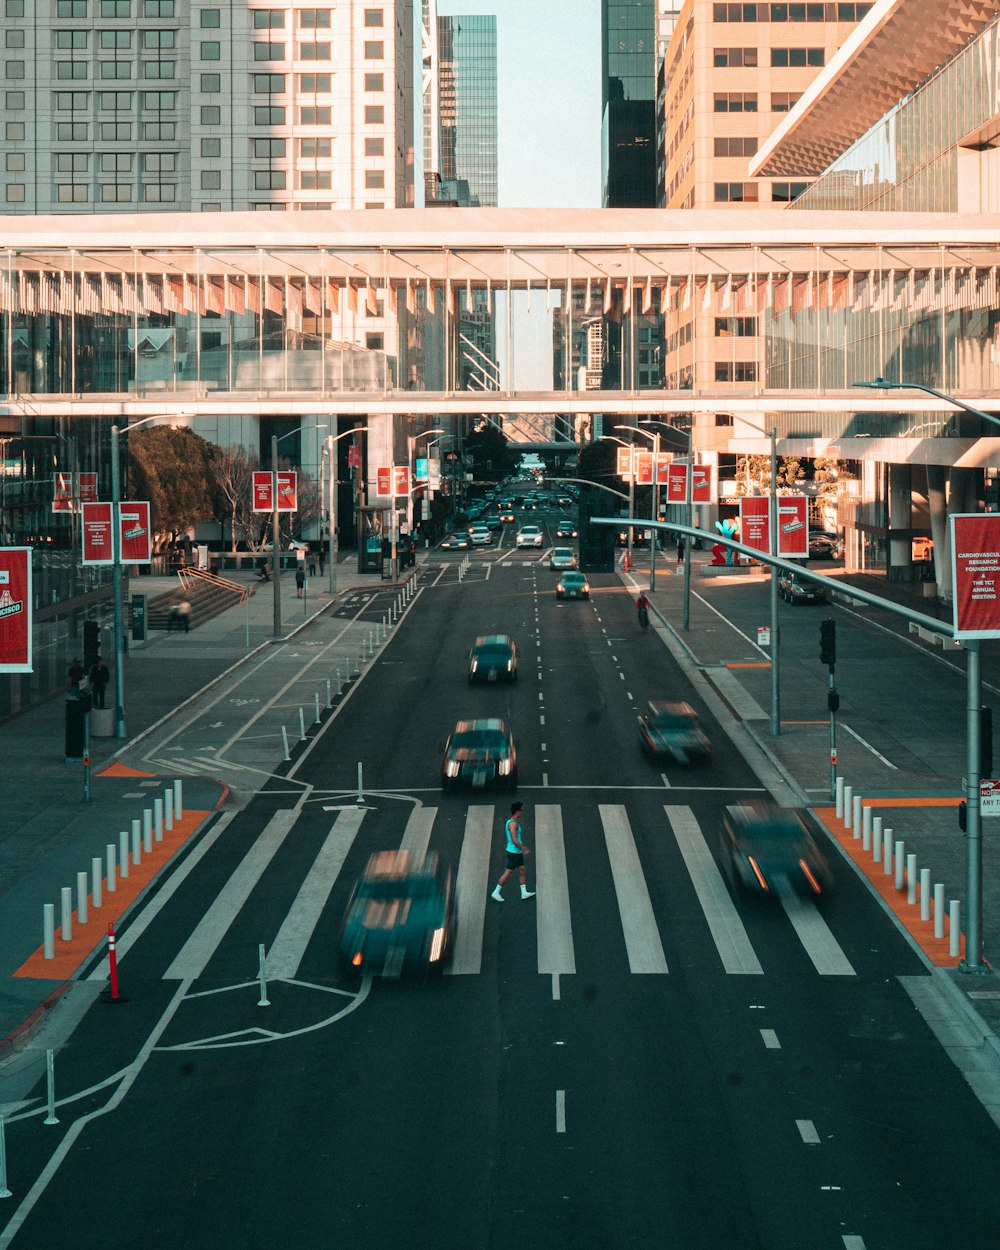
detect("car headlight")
[470,660,478,672]
[498,757,512,775]
[429,927,446,962]
[444,759,460,777]
[506,659,513,671]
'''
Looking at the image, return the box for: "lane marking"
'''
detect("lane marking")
[760,1028,781,1049]
[796,1119,820,1144]
[555,1089,566,1133]
[598,805,668,973]
[841,721,899,769]
[536,805,575,976]
[447,805,494,976]
[842,1238,867,1249]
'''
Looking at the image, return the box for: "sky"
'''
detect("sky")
[436,0,602,209]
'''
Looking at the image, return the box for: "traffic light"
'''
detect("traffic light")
[819,618,836,667]
[981,706,994,779]
[959,801,967,832]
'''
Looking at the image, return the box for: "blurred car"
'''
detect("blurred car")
[556,495,573,508]
[339,850,455,977]
[516,524,544,548]
[808,531,841,559]
[722,801,833,898]
[468,634,518,684]
[467,525,493,547]
[556,571,590,599]
[483,513,503,531]
[498,506,516,524]
[440,532,470,550]
[555,517,578,539]
[637,700,712,765]
[549,546,578,571]
[778,570,826,605]
[441,718,518,792]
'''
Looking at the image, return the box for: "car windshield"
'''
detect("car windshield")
[650,711,696,730]
[359,876,440,902]
[450,729,509,752]
[474,644,512,659]
[563,573,584,583]
[521,526,539,534]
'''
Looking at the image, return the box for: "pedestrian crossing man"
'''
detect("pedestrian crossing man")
[491,801,535,902]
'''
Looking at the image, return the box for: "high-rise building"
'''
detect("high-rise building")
[0,0,415,214]
[436,12,497,208]
[602,0,657,207]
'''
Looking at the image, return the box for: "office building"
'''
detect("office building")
[436,12,496,208]
[602,0,657,207]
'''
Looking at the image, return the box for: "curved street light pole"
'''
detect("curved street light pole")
[325,425,370,596]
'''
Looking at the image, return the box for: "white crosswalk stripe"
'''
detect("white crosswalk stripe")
[776,881,856,976]
[535,805,576,976]
[399,805,435,861]
[448,805,494,976]
[598,805,668,973]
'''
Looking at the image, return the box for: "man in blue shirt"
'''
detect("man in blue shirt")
[491,801,536,902]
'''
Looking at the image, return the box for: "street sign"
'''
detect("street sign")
[0,547,32,672]
[81,502,114,564]
[757,626,771,646]
[951,513,1000,641]
[131,593,146,642]
[981,778,1000,816]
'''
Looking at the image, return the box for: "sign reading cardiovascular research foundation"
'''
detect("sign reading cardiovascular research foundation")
[738,496,808,558]
[252,471,298,513]
[952,513,1000,641]
[0,548,32,672]
[81,502,152,564]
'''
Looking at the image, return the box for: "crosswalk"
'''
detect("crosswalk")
[160,800,856,984]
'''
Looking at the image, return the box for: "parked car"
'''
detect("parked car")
[440,532,470,550]
[516,525,544,549]
[808,531,841,559]
[778,570,826,605]
[722,801,833,898]
[468,634,518,684]
[555,517,578,539]
[338,850,455,977]
[637,700,712,765]
[441,718,518,792]
[556,571,590,599]
[549,547,578,570]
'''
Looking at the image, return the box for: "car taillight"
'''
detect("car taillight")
[351,952,363,967]
[498,758,512,775]
[799,859,822,894]
[748,857,769,891]
[429,927,445,962]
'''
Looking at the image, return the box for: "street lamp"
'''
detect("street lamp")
[602,436,638,567]
[618,424,661,589]
[408,427,446,555]
[853,376,1000,974]
[637,418,696,630]
[323,425,369,596]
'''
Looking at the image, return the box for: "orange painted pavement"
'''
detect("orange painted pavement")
[97,761,157,778]
[15,808,209,981]
[726,662,771,669]
[815,805,964,968]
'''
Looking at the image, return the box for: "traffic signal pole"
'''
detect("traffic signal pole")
[962,641,987,973]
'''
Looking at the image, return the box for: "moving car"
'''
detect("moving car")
[778,570,826,605]
[722,801,833,898]
[516,524,544,548]
[441,718,518,791]
[467,524,493,547]
[637,700,712,765]
[555,496,573,508]
[808,531,841,559]
[556,571,590,599]
[468,634,518,684]
[549,546,577,570]
[498,506,516,524]
[555,517,578,539]
[440,532,470,550]
[338,850,455,977]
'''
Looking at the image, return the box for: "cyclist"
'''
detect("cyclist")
[635,591,650,631]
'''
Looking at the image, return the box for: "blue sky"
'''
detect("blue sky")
[437,0,602,209]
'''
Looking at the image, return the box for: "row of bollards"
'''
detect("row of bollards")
[42,780,183,960]
[835,777,960,957]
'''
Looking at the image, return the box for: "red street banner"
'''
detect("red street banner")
[252,471,273,513]
[376,466,392,496]
[655,453,671,486]
[952,513,1000,640]
[347,444,359,468]
[0,547,31,672]
[616,447,633,479]
[252,470,298,513]
[275,470,297,512]
[666,464,714,503]
[52,472,73,513]
[120,501,152,564]
[635,452,653,486]
[82,502,114,564]
[79,472,98,504]
[738,496,808,558]
[739,497,769,555]
[393,465,410,498]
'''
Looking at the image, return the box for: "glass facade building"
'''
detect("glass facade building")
[437,14,497,208]
[602,0,656,206]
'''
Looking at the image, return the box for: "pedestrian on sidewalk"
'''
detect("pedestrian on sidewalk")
[676,535,686,566]
[491,801,535,902]
[318,545,326,574]
[295,566,305,598]
[176,599,192,633]
[89,655,110,708]
[66,657,85,695]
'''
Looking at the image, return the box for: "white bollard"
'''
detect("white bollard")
[872,816,882,863]
[894,841,905,890]
[165,789,174,832]
[143,808,153,854]
[919,868,931,921]
[257,943,270,1008]
[835,776,845,819]
[369,629,375,654]
[282,725,291,761]
[950,900,961,958]
[91,857,103,910]
[106,843,117,893]
[44,1049,58,1126]
[933,883,945,938]
[43,903,55,960]
[356,761,364,805]
[843,784,853,830]
[299,707,307,741]
[60,886,72,941]
[154,797,164,840]
[883,828,893,876]
[76,871,88,925]
[131,823,142,867]
[326,678,332,708]
[119,830,130,879]
[906,854,917,905]
[852,795,863,840]
[173,778,183,821]
[862,806,872,851]
[314,692,321,724]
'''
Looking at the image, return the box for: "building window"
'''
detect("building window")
[145,62,176,79]
[364,8,382,26]
[201,170,221,189]
[715,362,757,382]
[57,30,88,48]
[298,73,330,91]
[771,91,802,112]
[715,316,757,337]
[299,106,330,124]
[200,8,220,26]
[714,136,758,157]
[253,10,284,28]
[364,169,384,189]
[299,9,330,26]
[366,333,384,350]
[143,121,174,139]
[56,90,88,109]
[254,73,285,92]
[56,152,88,172]
[100,121,130,138]
[254,105,284,124]
[298,137,330,157]
[771,181,809,202]
[100,0,129,13]
[201,72,221,91]
[254,42,285,60]
[143,89,175,108]
[143,152,175,171]
[100,151,131,170]
[713,92,756,113]
[100,62,132,78]
[98,30,128,48]
[364,72,383,91]
[201,137,220,156]
[364,136,383,156]
[101,183,132,202]
[200,104,221,124]
[7,121,27,139]
[6,30,25,48]
[714,181,759,202]
[143,0,174,14]
[253,137,285,157]
[6,152,25,170]
[364,40,383,58]
[6,184,25,202]
[299,42,331,60]
[100,90,130,109]
[143,29,175,49]
[6,0,24,13]
[299,170,331,189]
[57,183,89,203]
[771,47,824,66]
[144,183,175,202]
[713,47,756,67]
[254,169,285,190]
[56,0,88,14]
[6,90,24,108]
[6,59,25,79]
[57,62,88,80]
[363,104,383,124]
[200,41,220,59]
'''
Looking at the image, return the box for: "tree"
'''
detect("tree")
[127,427,219,550]
[464,422,518,481]
[738,453,806,496]
[212,444,320,553]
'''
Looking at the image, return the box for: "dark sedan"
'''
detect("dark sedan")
[808,531,841,559]
[442,718,518,791]
[637,700,712,765]
[722,801,833,898]
[778,570,827,605]
[555,517,578,539]
[468,634,518,684]
[339,850,455,977]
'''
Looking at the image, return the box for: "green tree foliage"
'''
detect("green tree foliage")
[127,427,219,550]
[464,423,518,481]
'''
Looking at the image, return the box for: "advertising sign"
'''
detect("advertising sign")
[952,513,1000,641]
[616,447,634,479]
[0,548,31,672]
[79,472,99,504]
[275,470,297,512]
[738,496,808,558]
[393,465,410,498]
[252,470,298,513]
[655,453,672,486]
[120,501,152,564]
[252,471,274,513]
[738,497,769,555]
[82,502,114,564]
[414,456,429,483]
[52,472,73,514]
[635,452,653,486]
[376,466,392,497]
[666,464,714,504]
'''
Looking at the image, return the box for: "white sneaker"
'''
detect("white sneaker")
[490,886,504,902]
[520,887,536,900]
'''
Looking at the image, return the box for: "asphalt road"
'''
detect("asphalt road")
[4,521,1000,1250]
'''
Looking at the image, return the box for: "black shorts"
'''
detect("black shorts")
[505,851,524,869]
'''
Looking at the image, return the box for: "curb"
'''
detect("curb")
[0,981,73,1059]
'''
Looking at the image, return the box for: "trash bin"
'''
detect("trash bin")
[90,707,115,737]
[64,693,92,762]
